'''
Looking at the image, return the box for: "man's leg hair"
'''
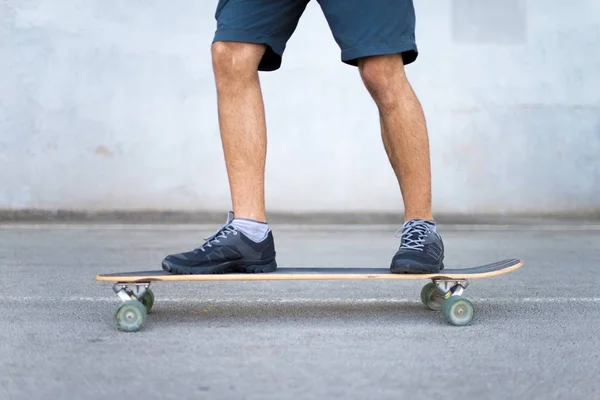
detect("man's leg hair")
[358,54,433,221]
[212,41,269,222]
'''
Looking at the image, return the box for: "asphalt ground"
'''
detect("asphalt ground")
[1,223,599,399]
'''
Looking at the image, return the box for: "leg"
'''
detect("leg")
[358,54,432,222]
[212,41,268,222]
[361,60,443,272]
[161,0,308,274]
[162,47,277,274]
[318,0,444,273]
[212,0,309,221]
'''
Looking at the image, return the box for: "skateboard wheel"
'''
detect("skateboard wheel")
[140,288,155,313]
[420,282,443,311]
[442,296,474,326]
[115,300,147,332]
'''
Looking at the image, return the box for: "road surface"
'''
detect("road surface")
[1,223,598,399]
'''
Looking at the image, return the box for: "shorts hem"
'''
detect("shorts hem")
[341,41,419,66]
[213,29,286,71]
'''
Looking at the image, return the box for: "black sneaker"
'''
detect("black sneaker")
[161,212,277,274]
[390,219,444,274]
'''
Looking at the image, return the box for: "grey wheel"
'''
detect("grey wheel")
[140,288,155,313]
[420,282,444,311]
[442,296,474,326]
[115,300,147,332]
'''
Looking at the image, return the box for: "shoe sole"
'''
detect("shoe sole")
[162,259,277,275]
[390,261,445,274]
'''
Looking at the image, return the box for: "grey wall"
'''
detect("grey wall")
[1,0,599,215]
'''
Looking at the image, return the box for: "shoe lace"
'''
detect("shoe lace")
[195,212,238,252]
[394,220,432,251]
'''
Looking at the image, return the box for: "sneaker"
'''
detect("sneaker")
[161,212,277,274]
[390,219,444,274]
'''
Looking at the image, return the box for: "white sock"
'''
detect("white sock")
[231,218,270,242]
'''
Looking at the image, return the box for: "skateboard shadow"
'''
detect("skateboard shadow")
[143,301,448,327]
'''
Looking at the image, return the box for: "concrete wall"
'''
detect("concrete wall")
[1,0,599,215]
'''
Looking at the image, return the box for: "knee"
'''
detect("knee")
[359,54,408,109]
[211,42,265,81]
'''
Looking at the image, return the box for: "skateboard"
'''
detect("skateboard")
[96,258,523,332]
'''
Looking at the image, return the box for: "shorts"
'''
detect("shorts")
[213,0,419,71]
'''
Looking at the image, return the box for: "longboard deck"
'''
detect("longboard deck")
[97,258,523,282]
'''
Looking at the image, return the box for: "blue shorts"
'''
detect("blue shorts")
[213,0,418,71]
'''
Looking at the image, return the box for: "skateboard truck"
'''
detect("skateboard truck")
[432,279,469,300]
[113,282,150,302]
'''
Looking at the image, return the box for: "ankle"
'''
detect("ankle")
[233,213,267,223]
[404,214,434,223]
